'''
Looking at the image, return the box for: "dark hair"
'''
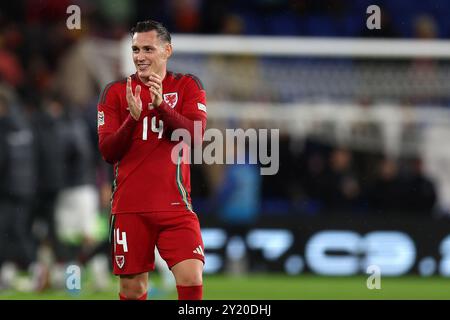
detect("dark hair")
[130,20,171,44]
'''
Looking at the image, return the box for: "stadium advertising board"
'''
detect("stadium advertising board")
[201,217,450,277]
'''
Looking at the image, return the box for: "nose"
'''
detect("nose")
[136,52,145,62]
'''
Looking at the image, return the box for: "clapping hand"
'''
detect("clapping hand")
[126,77,142,120]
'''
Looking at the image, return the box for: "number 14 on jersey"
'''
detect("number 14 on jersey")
[142,116,163,140]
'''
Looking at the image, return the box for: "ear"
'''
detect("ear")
[164,43,173,60]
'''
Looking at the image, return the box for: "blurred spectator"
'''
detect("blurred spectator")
[0,92,37,289]
[0,42,25,87]
[298,142,329,214]
[215,136,261,225]
[53,36,100,108]
[211,135,261,275]
[367,157,405,215]
[190,162,211,214]
[170,0,201,33]
[323,148,363,213]
[414,14,439,39]
[408,14,441,105]
[220,14,245,35]
[54,97,98,262]
[261,134,297,214]
[402,158,437,215]
[29,93,103,289]
[29,93,66,268]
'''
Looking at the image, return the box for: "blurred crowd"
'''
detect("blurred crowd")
[0,0,446,291]
[193,135,438,225]
[261,137,437,217]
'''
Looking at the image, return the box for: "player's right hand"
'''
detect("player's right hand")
[126,77,142,121]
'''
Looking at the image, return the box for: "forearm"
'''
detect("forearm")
[98,114,138,164]
[156,101,205,146]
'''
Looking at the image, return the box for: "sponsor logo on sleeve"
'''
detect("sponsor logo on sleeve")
[97,111,105,127]
[197,103,207,113]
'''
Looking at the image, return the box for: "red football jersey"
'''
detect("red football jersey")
[98,71,207,214]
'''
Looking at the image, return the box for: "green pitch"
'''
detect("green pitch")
[1,274,450,300]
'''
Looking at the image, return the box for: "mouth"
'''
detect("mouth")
[137,64,150,72]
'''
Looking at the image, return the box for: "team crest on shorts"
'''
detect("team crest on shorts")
[115,255,125,269]
[163,92,178,108]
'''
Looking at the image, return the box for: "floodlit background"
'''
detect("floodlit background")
[1,0,450,299]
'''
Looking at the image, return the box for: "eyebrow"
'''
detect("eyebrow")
[132,45,156,50]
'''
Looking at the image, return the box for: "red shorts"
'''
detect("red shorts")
[109,211,205,275]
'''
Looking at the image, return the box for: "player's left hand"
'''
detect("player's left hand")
[148,72,163,108]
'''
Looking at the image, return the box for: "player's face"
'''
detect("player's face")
[131,30,172,81]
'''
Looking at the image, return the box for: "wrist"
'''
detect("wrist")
[129,110,141,121]
[127,113,140,123]
[153,100,162,109]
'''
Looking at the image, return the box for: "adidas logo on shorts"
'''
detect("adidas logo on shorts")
[193,245,204,256]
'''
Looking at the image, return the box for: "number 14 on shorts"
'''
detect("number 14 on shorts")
[114,228,128,253]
